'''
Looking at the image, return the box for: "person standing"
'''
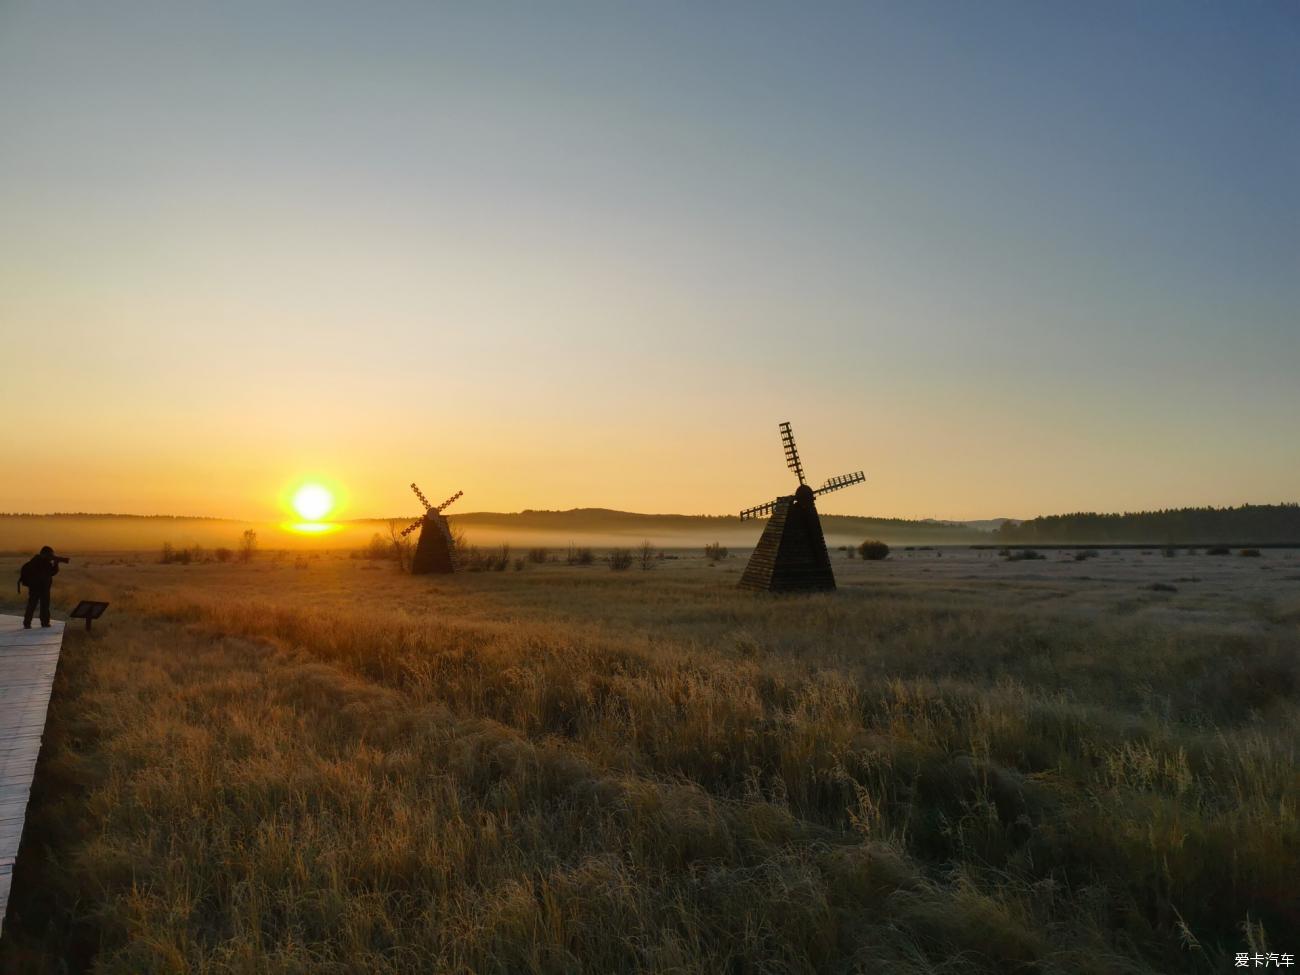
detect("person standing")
[18,546,63,628]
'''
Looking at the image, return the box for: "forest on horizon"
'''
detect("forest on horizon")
[993,503,1300,544]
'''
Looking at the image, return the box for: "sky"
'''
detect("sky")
[1,1,1297,522]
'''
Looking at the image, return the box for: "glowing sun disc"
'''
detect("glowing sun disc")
[292,483,334,521]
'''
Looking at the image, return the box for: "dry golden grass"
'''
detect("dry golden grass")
[1,553,1296,972]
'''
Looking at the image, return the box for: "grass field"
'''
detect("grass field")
[1,548,1297,972]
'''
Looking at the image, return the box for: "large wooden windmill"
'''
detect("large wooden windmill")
[401,482,463,574]
[737,422,865,592]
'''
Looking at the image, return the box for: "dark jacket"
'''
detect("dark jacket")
[19,555,59,590]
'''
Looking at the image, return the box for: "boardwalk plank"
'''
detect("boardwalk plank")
[0,615,65,940]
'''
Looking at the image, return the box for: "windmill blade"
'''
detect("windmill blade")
[399,517,424,537]
[410,482,432,511]
[813,471,866,497]
[779,421,805,485]
[739,495,793,521]
[436,490,463,512]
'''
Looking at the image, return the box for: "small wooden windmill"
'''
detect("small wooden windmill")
[401,482,463,574]
[737,422,865,592]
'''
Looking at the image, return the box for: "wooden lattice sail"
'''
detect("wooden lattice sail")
[400,484,462,575]
[737,422,865,593]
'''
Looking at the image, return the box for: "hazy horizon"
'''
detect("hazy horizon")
[4,501,1297,525]
[3,2,1296,522]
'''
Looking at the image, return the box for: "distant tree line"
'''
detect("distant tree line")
[993,504,1300,544]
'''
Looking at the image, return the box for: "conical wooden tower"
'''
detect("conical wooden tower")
[400,483,462,575]
[737,423,864,593]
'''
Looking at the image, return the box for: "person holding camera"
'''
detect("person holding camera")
[18,546,67,629]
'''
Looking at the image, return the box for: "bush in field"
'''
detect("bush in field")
[608,548,633,571]
[1207,546,1231,556]
[356,533,391,561]
[214,547,233,563]
[858,539,890,561]
[1240,548,1262,557]
[1074,549,1100,561]
[567,546,594,566]
[1005,548,1046,561]
[239,529,258,563]
[527,547,549,564]
[160,543,194,565]
[704,542,728,562]
[384,521,416,572]
[638,540,656,571]
[460,544,512,572]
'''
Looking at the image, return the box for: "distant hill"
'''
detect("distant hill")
[992,504,1300,544]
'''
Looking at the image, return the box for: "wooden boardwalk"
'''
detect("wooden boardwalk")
[0,615,65,939]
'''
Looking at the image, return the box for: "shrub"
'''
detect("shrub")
[386,520,417,572]
[160,543,194,565]
[1240,548,1262,558]
[1207,546,1231,556]
[638,540,656,571]
[239,529,258,563]
[1005,549,1046,561]
[214,547,233,563]
[703,542,729,562]
[527,547,549,564]
[858,539,890,561]
[1073,550,1099,561]
[359,533,391,561]
[566,546,594,566]
[609,548,633,571]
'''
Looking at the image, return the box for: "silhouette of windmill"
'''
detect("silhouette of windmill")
[401,482,463,574]
[737,422,864,592]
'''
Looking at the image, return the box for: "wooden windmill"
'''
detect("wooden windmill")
[737,422,864,592]
[401,482,463,574]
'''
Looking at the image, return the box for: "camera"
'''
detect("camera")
[52,555,70,564]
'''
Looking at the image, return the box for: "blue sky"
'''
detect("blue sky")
[1,2,1296,518]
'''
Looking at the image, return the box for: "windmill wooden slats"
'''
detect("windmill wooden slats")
[738,490,836,591]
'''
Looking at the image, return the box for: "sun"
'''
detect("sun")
[292,483,334,522]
